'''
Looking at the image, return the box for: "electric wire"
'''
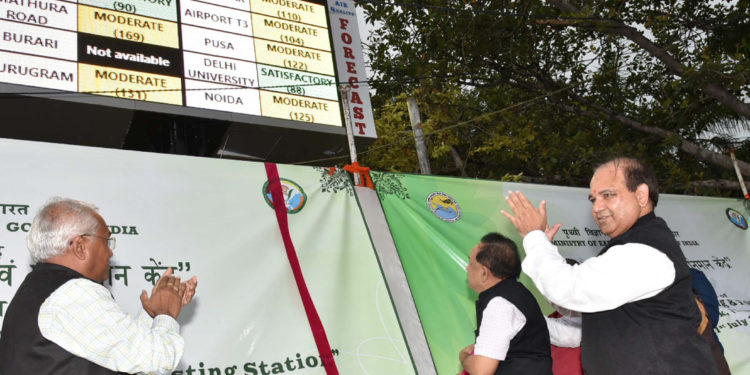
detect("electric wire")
[351,0,745,27]
[0,46,638,98]
[292,83,578,165]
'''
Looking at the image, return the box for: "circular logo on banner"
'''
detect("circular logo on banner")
[427,192,461,222]
[726,208,748,230]
[263,179,307,214]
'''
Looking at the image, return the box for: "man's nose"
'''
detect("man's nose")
[592,198,604,213]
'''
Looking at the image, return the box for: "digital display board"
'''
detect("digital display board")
[0,0,377,137]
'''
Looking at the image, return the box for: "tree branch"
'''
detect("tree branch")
[684,179,750,191]
[505,55,750,178]
[542,0,750,119]
[449,145,467,177]
[558,94,750,176]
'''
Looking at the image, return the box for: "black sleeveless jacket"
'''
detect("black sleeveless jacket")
[476,278,553,375]
[0,263,124,375]
[581,212,718,375]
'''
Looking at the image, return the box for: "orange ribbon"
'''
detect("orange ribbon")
[342,162,374,189]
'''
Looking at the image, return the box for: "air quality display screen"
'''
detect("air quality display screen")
[0,0,347,127]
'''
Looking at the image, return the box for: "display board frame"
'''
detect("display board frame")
[0,0,376,137]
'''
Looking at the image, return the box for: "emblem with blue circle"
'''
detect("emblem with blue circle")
[726,208,748,230]
[263,178,307,214]
[427,192,461,222]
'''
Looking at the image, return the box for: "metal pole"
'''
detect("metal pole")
[729,149,749,199]
[407,97,431,175]
[339,85,360,185]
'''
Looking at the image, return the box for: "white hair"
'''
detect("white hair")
[26,197,101,263]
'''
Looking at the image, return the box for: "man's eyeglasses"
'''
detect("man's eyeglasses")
[81,234,116,250]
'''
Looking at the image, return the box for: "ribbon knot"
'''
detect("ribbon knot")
[342,162,374,189]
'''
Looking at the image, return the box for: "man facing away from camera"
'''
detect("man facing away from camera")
[459,232,552,375]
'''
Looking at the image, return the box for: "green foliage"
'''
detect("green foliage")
[360,0,750,196]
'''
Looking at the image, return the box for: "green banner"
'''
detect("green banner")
[372,172,549,374]
[373,172,750,375]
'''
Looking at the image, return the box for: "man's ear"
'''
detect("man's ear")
[69,236,87,260]
[636,183,650,207]
[480,265,490,281]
